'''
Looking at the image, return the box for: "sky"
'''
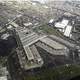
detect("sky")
[0,0,79,3]
[0,0,47,3]
[0,0,61,2]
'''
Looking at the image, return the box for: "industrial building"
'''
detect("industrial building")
[54,18,72,37]
[8,21,72,70]
[11,22,44,70]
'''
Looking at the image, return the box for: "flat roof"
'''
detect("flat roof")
[11,22,19,28]
[30,45,41,59]
[55,19,69,29]
[55,22,65,29]
[64,25,72,37]
[40,37,65,50]
[24,46,34,60]
[0,76,7,80]
[61,19,69,26]
[49,19,54,23]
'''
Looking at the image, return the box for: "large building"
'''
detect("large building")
[8,21,72,70]
[54,18,72,37]
[13,25,44,70]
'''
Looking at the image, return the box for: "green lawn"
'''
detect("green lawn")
[33,24,63,37]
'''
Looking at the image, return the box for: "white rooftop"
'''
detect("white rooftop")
[7,25,13,29]
[23,22,32,27]
[55,19,69,29]
[1,33,10,40]
[0,76,7,80]
[55,22,65,29]
[61,19,69,26]
[31,0,46,4]
[49,19,54,23]
[24,46,34,60]
[64,25,72,37]
[32,2,36,5]
[43,5,49,9]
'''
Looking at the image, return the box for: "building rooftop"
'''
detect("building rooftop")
[54,18,73,37]
[0,76,7,80]
[12,22,71,70]
[55,19,69,29]
[24,46,34,61]
[14,24,44,70]
[40,37,65,50]
[64,25,72,37]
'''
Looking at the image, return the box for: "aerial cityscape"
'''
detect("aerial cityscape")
[0,0,80,80]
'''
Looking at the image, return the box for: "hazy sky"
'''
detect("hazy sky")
[0,0,78,3]
[0,0,47,3]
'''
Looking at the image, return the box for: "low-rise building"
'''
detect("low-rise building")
[0,67,9,80]
[54,18,72,37]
